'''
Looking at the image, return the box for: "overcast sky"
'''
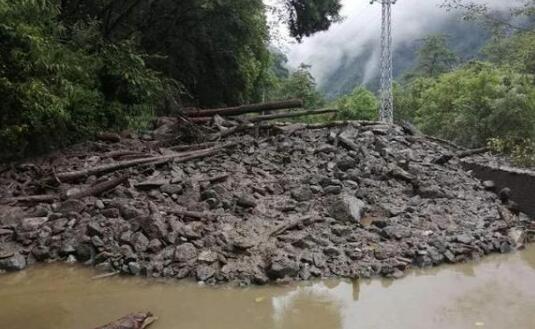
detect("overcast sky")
[271,0,515,86]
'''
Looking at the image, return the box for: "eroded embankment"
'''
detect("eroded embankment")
[0,121,533,284]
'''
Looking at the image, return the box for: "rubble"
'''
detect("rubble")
[0,121,533,285]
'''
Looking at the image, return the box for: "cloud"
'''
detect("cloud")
[283,0,514,88]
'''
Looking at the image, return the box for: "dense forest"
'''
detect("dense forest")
[1,0,534,166]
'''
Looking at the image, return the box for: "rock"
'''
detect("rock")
[19,217,48,232]
[337,158,357,171]
[499,187,512,203]
[323,246,341,257]
[134,215,167,240]
[198,250,218,263]
[236,195,257,208]
[324,185,342,195]
[161,184,183,195]
[0,253,26,271]
[267,256,300,279]
[101,208,120,218]
[174,243,197,262]
[118,204,144,220]
[86,222,103,236]
[455,234,474,244]
[76,243,96,262]
[91,236,105,247]
[128,262,142,275]
[95,199,105,209]
[508,228,526,249]
[31,246,50,261]
[482,180,495,191]
[196,264,216,281]
[58,199,85,215]
[148,239,163,253]
[291,187,314,202]
[328,194,366,223]
[131,232,150,253]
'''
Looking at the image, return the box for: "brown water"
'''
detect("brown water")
[1,247,535,329]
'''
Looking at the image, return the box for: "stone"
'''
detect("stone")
[19,217,48,232]
[119,204,144,220]
[328,194,366,223]
[0,253,26,271]
[498,187,512,203]
[58,199,85,215]
[91,236,105,247]
[86,222,103,236]
[128,262,142,275]
[101,208,120,218]
[196,264,216,281]
[236,195,257,208]
[324,185,342,195]
[291,187,314,202]
[148,239,163,253]
[198,250,218,263]
[131,232,150,253]
[323,246,341,257]
[455,234,474,244]
[482,180,495,191]
[161,184,183,195]
[31,245,50,261]
[337,158,357,171]
[95,199,105,209]
[134,215,167,240]
[174,243,197,262]
[267,256,299,279]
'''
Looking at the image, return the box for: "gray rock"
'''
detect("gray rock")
[196,264,216,281]
[19,217,48,232]
[128,262,142,275]
[118,204,144,220]
[58,199,85,215]
[161,184,183,195]
[324,185,342,195]
[134,215,167,240]
[131,232,150,253]
[86,222,103,236]
[323,246,341,257]
[267,256,300,279]
[198,250,218,263]
[328,194,366,223]
[291,187,314,202]
[455,234,474,244]
[236,195,257,208]
[482,180,495,191]
[174,243,197,262]
[337,158,357,171]
[0,253,26,271]
[31,246,50,261]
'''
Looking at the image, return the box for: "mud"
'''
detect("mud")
[0,121,533,284]
[1,246,535,329]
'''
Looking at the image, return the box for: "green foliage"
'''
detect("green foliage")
[488,138,535,167]
[399,62,535,148]
[484,31,535,77]
[335,87,378,121]
[0,0,165,159]
[409,34,458,78]
[268,64,325,109]
[284,0,343,42]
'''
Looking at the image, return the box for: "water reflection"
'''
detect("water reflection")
[0,246,534,329]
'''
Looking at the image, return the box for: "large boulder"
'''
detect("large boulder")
[0,252,26,271]
[328,194,366,223]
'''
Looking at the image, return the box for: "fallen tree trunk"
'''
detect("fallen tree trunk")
[192,108,337,124]
[433,147,489,165]
[94,312,156,329]
[185,99,303,118]
[69,175,129,199]
[44,143,237,184]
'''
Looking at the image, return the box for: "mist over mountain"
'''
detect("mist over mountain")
[284,0,513,99]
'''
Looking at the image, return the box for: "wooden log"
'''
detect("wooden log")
[192,108,337,124]
[44,143,237,184]
[185,99,303,118]
[433,147,489,165]
[1,194,57,204]
[94,312,157,329]
[69,175,129,199]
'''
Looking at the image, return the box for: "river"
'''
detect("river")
[1,246,535,329]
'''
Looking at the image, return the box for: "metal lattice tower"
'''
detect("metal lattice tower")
[371,0,396,124]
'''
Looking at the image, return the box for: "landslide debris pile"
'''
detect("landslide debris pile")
[0,121,533,284]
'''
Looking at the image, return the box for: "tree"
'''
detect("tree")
[336,87,378,121]
[411,34,458,78]
[283,0,343,41]
[268,64,325,109]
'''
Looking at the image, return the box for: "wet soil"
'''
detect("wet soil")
[1,246,535,329]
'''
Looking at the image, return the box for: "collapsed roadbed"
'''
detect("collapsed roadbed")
[1,120,533,284]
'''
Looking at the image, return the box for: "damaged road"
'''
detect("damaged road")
[0,121,533,284]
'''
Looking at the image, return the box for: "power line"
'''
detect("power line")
[370,0,396,124]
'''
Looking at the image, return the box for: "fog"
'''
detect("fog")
[282,0,516,90]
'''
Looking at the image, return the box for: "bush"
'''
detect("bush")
[335,87,378,121]
[0,0,166,160]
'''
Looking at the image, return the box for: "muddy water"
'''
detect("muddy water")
[1,247,535,329]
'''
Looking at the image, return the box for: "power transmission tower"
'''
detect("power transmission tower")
[371,0,396,124]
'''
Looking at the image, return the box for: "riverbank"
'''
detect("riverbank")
[1,121,533,284]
